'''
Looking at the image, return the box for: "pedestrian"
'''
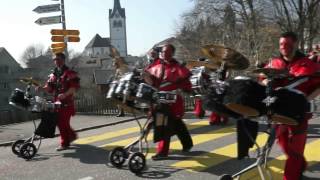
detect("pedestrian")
[260,32,320,180]
[144,44,193,160]
[37,52,80,151]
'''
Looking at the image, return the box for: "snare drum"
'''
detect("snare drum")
[136,83,157,103]
[270,88,309,125]
[106,81,118,99]
[190,67,210,96]
[223,78,266,117]
[9,88,30,109]
[156,91,177,104]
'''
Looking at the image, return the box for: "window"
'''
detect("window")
[0,82,9,89]
[113,20,122,28]
[0,66,9,74]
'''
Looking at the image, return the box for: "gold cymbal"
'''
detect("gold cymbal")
[252,68,289,78]
[201,45,250,70]
[20,77,40,87]
[186,60,219,70]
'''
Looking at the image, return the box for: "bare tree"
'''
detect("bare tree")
[20,44,46,64]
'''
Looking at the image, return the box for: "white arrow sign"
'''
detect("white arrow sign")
[33,4,61,14]
[35,16,61,25]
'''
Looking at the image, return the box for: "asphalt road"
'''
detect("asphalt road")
[1,116,319,180]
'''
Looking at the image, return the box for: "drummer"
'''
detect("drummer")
[260,31,320,180]
[113,56,129,117]
[192,57,230,125]
[143,44,193,160]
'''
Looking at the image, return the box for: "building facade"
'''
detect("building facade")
[109,0,127,57]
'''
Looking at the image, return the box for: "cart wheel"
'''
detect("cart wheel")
[109,147,127,168]
[12,140,25,155]
[128,152,146,174]
[19,143,37,160]
[219,174,233,180]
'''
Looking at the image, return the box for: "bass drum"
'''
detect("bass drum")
[271,88,309,125]
[223,78,266,117]
[202,81,242,118]
[9,88,30,110]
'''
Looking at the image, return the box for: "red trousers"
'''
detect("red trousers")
[276,115,310,180]
[209,112,228,124]
[194,99,205,118]
[57,107,77,147]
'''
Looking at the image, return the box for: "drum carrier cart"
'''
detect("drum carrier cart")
[107,74,178,174]
[9,80,60,160]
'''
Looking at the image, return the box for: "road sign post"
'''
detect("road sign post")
[35,16,61,25]
[33,4,60,14]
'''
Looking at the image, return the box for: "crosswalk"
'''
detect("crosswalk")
[73,119,320,179]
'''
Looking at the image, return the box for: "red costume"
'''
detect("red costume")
[44,65,80,148]
[265,51,320,180]
[145,59,193,156]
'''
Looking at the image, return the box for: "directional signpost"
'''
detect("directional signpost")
[33,4,60,14]
[35,15,61,25]
[33,0,79,59]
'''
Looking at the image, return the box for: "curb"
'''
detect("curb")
[0,116,146,147]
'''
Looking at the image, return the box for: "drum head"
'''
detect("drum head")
[272,114,298,125]
[225,103,260,117]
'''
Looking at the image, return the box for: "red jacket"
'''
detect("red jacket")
[145,59,192,118]
[265,52,320,96]
[44,66,80,114]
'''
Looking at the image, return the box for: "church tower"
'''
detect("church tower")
[109,0,127,56]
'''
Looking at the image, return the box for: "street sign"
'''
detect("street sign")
[51,35,80,42]
[35,15,61,25]
[51,43,66,49]
[33,4,61,14]
[51,47,65,54]
[68,36,80,42]
[51,29,80,36]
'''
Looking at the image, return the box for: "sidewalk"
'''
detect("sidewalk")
[0,114,146,147]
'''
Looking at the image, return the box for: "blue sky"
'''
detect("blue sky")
[0,0,194,65]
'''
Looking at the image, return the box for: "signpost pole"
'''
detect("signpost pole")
[60,0,69,60]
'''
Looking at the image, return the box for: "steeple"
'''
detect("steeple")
[109,0,125,18]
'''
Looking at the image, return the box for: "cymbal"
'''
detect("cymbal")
[252,68,289,78]
[186,60,219,70]
[20,77,40,87]
[201,45,250,70]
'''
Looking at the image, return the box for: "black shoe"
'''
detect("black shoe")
[56,145,69,151]
[151,154,168,161]
[182,145,193,152]
[116,113,125,117]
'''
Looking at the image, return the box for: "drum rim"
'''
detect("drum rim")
[225,103,260,117]
[271,114,298,125]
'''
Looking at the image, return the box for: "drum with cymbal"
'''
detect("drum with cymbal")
[223,77,267,117]
[202,80,242,118]
[189,67,210,96]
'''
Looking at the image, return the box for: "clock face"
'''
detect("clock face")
[113,20,122,28]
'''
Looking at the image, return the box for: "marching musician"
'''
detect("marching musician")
[261,32,320,180]
[113,56,129,117]
[143,44,193,160]
[37,53,80,151]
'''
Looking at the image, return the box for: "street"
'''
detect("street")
[0,116,319,180]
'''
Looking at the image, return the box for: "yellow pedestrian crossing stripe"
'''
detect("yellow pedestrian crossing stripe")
[75,118,319,178]
[170,133,268,172]
[74,126,141,144]
[239,139,320,180]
